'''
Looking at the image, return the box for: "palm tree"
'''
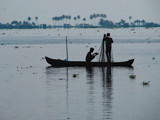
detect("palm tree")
[11,20,18,26]
[141,20,146,26]
[68,15,71,24]
[120,19,126,26]
[134,20,140,26]
[32,22,36,26]
[56,17,59,26]
[59,16,63,26]
[97,13,100,24]
[65,15,69,25]
[35,17,38,25]
[53,16,59,26]
[18,21,22,25]
[74,17,77,26]
[83,18,86,25]
[101,14,107,19]
[93,13,96,25]
[52,17,55,26]
[129,16,132,25]
[27,17,31,24]
[77,15,80,25]
[89,15,93,25]
[62,15,65,25]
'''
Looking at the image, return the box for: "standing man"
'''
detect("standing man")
[103,33,113,62]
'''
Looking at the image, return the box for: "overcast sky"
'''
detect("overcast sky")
[0,0,160,24]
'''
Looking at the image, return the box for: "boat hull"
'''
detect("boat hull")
[45,56,134,67]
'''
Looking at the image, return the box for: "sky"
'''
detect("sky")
[0,0,160,24]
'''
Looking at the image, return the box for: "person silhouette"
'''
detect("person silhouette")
[103,33,113,62]
[86,47,98,63]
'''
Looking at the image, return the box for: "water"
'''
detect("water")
[43,43,160,120]
[0,28,160,45]
[0,29,160,120]
[0,36,160,45]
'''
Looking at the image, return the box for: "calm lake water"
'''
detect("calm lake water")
[0,29,160,120]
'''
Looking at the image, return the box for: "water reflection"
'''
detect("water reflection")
[86,67,113,120]
[45,67,70,119]
[102,67,113,120]
[45,66,133,120]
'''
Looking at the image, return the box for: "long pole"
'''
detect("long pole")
[66,36,68,61]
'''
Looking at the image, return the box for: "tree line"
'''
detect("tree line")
[0,14,159,29]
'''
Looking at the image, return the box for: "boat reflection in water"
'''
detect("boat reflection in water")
[86,67,113,120]
[45,66,133,120]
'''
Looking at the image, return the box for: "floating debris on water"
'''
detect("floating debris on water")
[130,28,135,31]
[142,81,150,86]
[14,46,19,48]
[26,46,30,48]
[58,78,66,80]
[152,57,155,60]
[72,74,79,78]
[17,66,33,69]
[32,72,38,74]
[41,57,45,60]
[23,46,31,48]
[129,75,136,79]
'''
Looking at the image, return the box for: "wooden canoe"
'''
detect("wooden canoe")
[45,56,134,67]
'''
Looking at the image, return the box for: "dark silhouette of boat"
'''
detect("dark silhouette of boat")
[45,56,134,67]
